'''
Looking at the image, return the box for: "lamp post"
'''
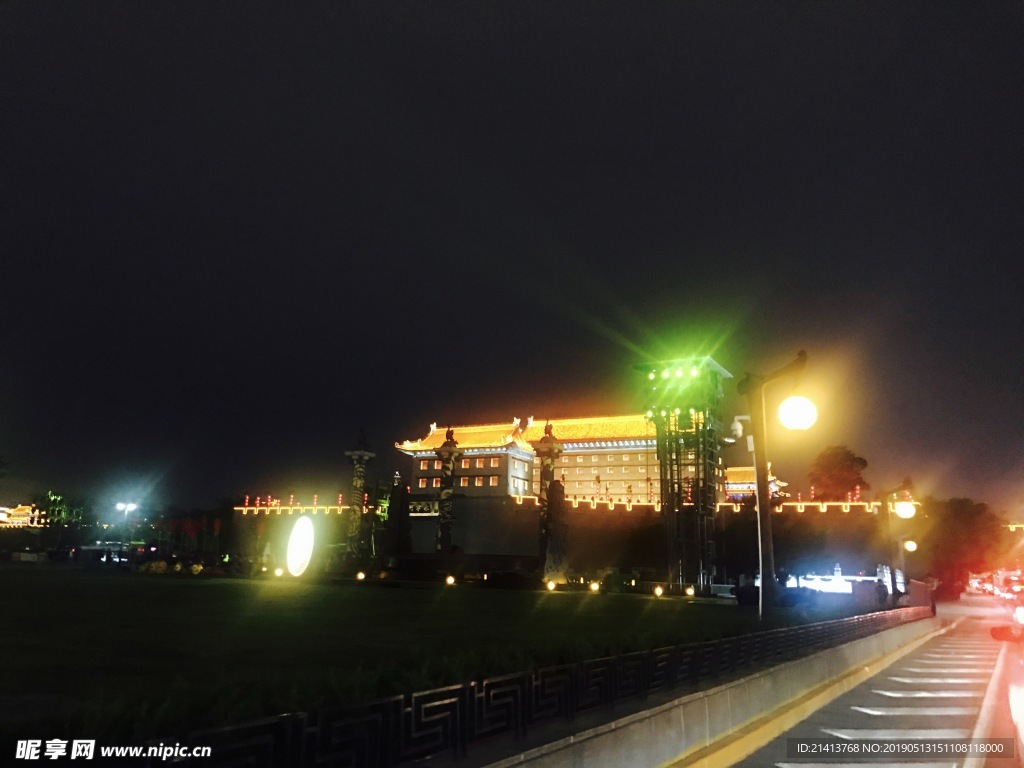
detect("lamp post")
[116,502,137,533]
[116,502,138,561]
[880,487,916,606]
[736,351,814,615]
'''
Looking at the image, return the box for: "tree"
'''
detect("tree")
[918,497,1012,593]
[807,446,870,501]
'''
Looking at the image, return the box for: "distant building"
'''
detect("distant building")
[0,504,44,527]
[396,414,663,507]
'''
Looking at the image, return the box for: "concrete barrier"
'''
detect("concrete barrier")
[485,615,944,768]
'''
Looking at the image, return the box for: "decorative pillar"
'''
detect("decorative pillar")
[345,432,376,555]
[435,427,462,554]
[535,423,566,581]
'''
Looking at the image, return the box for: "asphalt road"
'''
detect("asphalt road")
[731,595,1018,768]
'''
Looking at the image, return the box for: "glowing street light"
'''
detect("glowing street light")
[777,396,818,431]
[880,483,917,604]
[736,351,814,617]
[903,539,918,553]
[116,502,138,547]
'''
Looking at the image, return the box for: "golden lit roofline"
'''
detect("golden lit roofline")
[398,413,657,453]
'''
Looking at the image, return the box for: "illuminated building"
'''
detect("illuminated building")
[396,415,662,507]
[0,504,44,527]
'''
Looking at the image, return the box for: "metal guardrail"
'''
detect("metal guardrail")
[149,606,932,767]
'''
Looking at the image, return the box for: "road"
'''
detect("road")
[731,595,1020,768]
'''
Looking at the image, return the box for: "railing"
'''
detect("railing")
[149,606,932,767]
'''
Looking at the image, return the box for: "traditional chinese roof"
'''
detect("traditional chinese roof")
[396,420,535,454]
[397,414,658,454]
[521,415,656,443]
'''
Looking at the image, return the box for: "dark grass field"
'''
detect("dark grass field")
[1,565,858,741]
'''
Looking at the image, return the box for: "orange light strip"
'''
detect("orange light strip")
[235,505,349,516]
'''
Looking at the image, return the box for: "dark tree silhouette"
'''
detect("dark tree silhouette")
[807,446,870,501]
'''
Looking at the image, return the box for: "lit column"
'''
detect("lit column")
[435,428,462,554]
[535,423,566,581]
[345,443,376,554]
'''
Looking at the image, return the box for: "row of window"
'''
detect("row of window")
[420,455,658,472]
[420,458,532,471]
[562,454,651,463]
[418,476,502,489]
[548,467,659,476]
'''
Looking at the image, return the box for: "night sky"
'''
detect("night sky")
[2,2,1022,518]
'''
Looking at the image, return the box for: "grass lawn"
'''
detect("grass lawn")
[1,565,857,741]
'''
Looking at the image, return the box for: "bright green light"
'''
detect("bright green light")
[690,366,699,377]
[661,370,670,379]
[648,371,656,380]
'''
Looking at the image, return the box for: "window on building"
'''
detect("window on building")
[474,477,483,487]
[591,467,599,474]
[432,478,441,488]
[577,468,583,475]
[623,454,630,461]
[419,460,429,470]
[434,460,442,470]
[607,467,614,474]
[418,478,427,488]
[577,456,584,463]
[490,457,499,468]
[476,458,484,468]
[461,458,470,469]
[460,477,469,487]
[489,476,499,487]
[592,455,599,462]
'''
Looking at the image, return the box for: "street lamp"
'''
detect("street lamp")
[116,502,138,531]
[880,486,916,605]
[736,351,815,616]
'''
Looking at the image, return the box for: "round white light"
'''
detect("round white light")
[286,516,315,577]
[589,581,600,592]
[685,586,696,596]
[778,396,818,430]
[546,580,556,591]
[903,540,918,552]
[445,575,456,586]
[893,501,916,519]
[653,585,664,597]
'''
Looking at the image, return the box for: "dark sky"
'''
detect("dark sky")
[2,2,1022,518]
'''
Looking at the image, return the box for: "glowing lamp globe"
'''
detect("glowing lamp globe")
[903,540,918,552]
[894,501,917,519]
[778,395,817,430]
[286,516,315,577]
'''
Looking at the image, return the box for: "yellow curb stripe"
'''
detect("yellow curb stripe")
[661,618,964,768]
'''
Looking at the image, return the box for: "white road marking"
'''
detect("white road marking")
[822,727,972,739]
[851,705,979,716]
[887,676,989,684]
[873,689,983,697]
[902,667,991,673]
[776,764,957,768]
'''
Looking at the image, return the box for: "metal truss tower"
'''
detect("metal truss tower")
[640,357,731,594]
